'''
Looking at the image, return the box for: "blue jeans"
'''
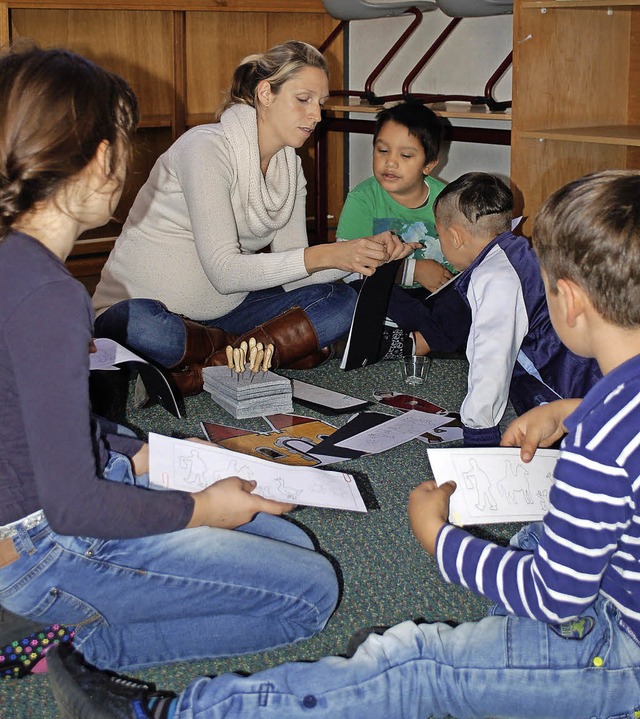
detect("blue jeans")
[176,597,640,719]
[94,284,357,368]
[0,453,339,672]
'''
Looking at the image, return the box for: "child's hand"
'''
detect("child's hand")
[500,399,580,462]
[188,476,295,529]
[413,259,453,292]
[131,443,150,476]
[371,232,422,262]
[369,231,421,263]
[408,480,456,555]
[308,232,419,276]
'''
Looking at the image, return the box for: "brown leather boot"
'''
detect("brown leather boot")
[287,346,333,369]
[206,306,325,370]
[174,317,233,366]
[168,318,235,397]
[173,306,328,397]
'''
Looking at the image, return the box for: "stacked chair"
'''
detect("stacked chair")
[320,0,513,110]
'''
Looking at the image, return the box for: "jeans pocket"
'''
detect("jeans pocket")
[19,585,103,631]
[0,532,105,631]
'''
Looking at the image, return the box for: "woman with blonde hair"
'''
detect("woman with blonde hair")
[93,40,414,396]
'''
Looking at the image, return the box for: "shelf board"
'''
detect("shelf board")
[7,1,326,11]
[519,125,640,146]
[68,236,117,258]
[521,1,640,8]
[322,99,512,122]
[137,115,173,129]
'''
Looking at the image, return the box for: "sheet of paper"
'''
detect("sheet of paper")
[416,416,464,445]
[335,410,450,454]
[149,433,367,513]
[311,411,392,461]
[90,337,149,370]
[427,447,558,526]
[292,379,369,411]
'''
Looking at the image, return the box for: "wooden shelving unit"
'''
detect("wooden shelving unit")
[511,0,640,232]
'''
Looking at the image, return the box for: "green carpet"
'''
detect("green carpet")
[1,357,520,718]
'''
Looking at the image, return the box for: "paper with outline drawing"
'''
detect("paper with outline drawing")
[148,433,367,513]
[90,337,146,370]
[427,447,558,526]
[335,409,452,454]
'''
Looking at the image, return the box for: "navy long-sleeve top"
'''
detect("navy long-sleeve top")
[415,231,601,445]
[0,231,194,538]
[436,354,640,643]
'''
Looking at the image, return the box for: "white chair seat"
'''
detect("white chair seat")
[321,0,437,22]
[437,0,512,17]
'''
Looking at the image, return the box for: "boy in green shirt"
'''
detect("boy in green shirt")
[337,102,453,294]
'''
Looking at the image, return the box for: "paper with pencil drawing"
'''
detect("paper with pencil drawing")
[90,337,145,370]
[427,447,558,526]
[148,433,367,513]
[335,410,450,454]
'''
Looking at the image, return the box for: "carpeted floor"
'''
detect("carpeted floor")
[0,357,521,718]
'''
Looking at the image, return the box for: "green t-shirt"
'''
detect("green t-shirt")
[336,175,452,287]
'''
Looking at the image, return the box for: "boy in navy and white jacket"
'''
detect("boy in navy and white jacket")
[405,172,601,446]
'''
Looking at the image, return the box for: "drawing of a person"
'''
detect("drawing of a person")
[462,458,497,511]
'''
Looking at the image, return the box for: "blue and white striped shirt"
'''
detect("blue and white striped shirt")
[436,354,640,642]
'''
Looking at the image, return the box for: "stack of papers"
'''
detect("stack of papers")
[202,366,293,419]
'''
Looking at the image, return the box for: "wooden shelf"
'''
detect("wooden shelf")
[67,237,118,258]
[510,0,640,233]
[138,115,173,129]
[6,1,326,11]
[186,112,215,127]
[522,1,640,8]
[323,99,512,122]
[519,124,640,146]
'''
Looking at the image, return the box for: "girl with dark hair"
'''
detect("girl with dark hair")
[0,45,340,673]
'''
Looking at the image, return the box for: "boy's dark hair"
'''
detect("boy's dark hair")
[0,45,139,238]
[533,170,640,328]
[433,172,513,238]
[374,102,442,164]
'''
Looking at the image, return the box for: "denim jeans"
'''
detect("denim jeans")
[176,597,640,719]
[94,283,357,368]
[0,453,339,672]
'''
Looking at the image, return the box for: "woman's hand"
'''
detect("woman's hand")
[413,259,453,292]
[187,476,295,529]
[304,232,420,277]
[408,480,456,555]
[500,399,580,462]
[373,231,421,263]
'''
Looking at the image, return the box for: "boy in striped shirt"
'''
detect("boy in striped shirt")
[50,171,640,719]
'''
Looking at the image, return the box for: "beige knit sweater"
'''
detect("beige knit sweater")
[93,104,346,321]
